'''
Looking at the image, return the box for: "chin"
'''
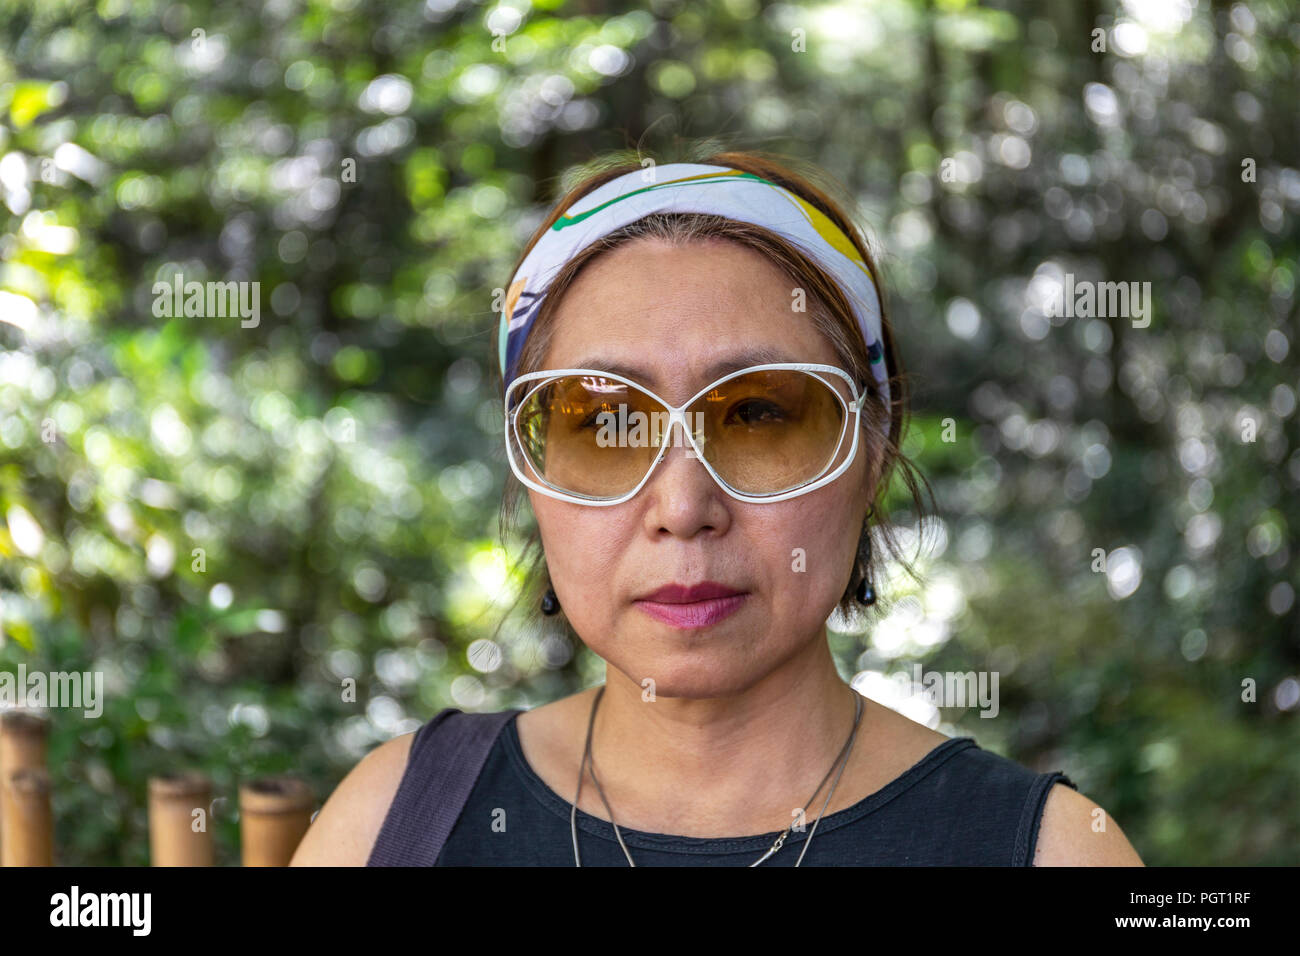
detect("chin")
[595,635,771,701]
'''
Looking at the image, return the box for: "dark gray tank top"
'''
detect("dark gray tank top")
[388,709,1077,866]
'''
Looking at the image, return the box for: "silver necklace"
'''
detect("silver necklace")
[570,684,865,866]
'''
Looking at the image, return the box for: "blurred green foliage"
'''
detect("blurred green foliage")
[0,0,1296,865]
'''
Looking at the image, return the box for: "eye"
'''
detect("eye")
[577,403,615,429]
[724,398,787,426]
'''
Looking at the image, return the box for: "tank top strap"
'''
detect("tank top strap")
[1014,769,1079,866]
[367,708,522,866]
[876,737,1079,866]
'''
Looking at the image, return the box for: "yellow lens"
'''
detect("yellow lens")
[513,375,666,498]
[691,369,847,495]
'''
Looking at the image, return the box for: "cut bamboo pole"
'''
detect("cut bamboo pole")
[1,768,53,866]
[0,710,50,864]
[0,710,49,772]
[239,776,313,866]
[149,772,215,866]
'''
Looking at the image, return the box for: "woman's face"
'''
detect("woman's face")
[530,237,878,699]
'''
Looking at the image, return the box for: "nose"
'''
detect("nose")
[640,413,731,536]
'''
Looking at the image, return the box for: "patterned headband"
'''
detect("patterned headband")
[497,162,889,417]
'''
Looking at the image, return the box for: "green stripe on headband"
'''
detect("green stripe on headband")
[548,168,873,285]
[549,170,766,232]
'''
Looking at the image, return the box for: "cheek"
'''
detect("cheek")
[765,503,859,610]
[535,503,633,609]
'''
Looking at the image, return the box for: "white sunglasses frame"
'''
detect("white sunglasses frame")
[503,362,866,506]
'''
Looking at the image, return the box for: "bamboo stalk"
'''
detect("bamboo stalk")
[149,772,215,866]
[1,768,53,866]
[0,710,50,864]
[239,776,313,866]
[0,710,49,772]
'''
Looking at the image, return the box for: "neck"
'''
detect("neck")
[581,630,863,838]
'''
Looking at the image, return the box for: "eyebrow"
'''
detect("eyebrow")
[566,346,801,390]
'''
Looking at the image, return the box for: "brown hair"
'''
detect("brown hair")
[489,145,929,647]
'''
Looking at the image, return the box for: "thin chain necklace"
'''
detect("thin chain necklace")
[570,684,865,867]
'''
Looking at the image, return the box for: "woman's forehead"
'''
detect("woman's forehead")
[559,237,793,311]
[540,240,843,386]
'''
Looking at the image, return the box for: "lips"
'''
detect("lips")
[637,581,746,604]
[634,581,749,629]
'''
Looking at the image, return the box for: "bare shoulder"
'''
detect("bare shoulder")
[289,732,414,866]
[831,696,952,803]
[515,686,600,757]
[1033,783,1144,866]
[867,696,951,750]
[858,695,951,761]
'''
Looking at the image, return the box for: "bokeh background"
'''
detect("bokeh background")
[1,0,1297,865]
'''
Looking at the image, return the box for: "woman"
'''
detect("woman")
[292,150,1143,866]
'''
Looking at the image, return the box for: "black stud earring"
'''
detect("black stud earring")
[540,587,560,616]
[856,511,877,607]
